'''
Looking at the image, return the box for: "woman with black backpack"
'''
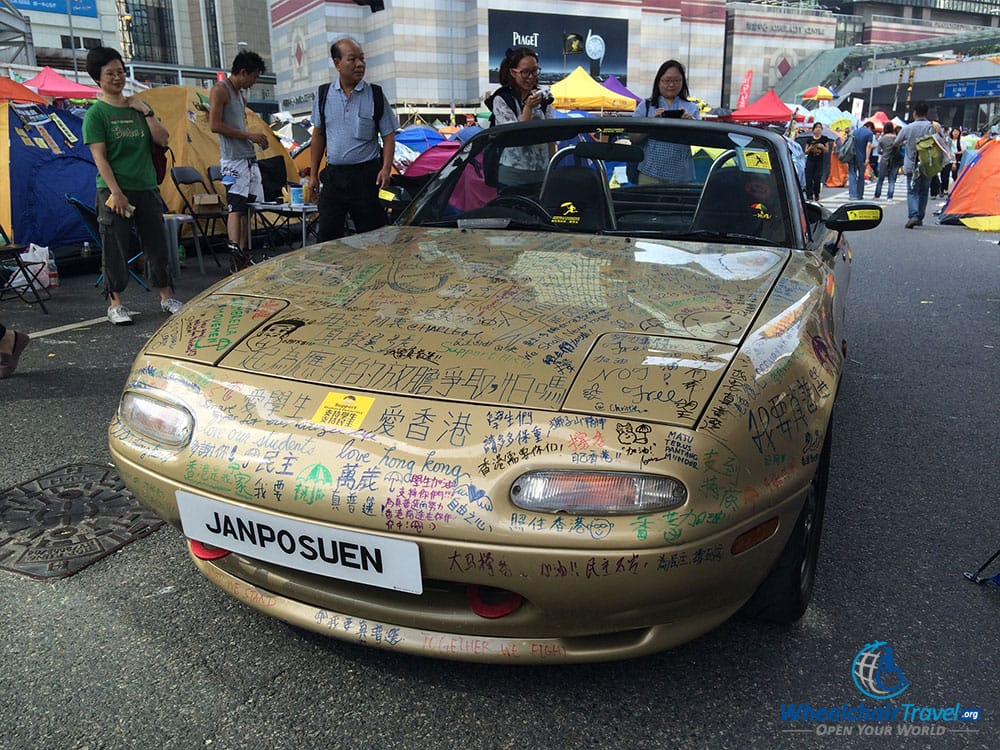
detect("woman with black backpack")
[874,122,902,200]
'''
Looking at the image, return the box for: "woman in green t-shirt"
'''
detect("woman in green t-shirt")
[83,46,183,326]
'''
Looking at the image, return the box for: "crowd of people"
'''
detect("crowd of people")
[3,41,992,377]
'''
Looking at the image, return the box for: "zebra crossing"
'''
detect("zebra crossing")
[816,189,905,208]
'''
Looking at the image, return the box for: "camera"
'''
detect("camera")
[533,88,554,107]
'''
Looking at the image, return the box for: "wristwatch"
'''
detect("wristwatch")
[585,33,606,62]
[143,108,155,118]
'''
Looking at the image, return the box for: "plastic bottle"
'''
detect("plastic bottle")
[177,244,186,261]
[81,241,91,258]
[47,257,59,288]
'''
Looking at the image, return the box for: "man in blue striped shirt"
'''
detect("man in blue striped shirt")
[309,38,398,241]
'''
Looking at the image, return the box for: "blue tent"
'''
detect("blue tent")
[3,101,95,246]
[451,125,482,143]
[395,125,445,153]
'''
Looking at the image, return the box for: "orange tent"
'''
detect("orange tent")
[939,138,1000,227]
[0,77,46,104]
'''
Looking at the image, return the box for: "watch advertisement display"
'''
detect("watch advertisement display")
[487,10,628,85]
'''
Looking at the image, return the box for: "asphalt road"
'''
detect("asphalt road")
[1,195,997,750]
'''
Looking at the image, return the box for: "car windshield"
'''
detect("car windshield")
[400,118,796,247]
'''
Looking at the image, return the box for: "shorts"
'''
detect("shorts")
[221,158,262,213]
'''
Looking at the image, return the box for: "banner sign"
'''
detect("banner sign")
[10,0,97,17]
[943,78,1000,98]
[488,9,628,85]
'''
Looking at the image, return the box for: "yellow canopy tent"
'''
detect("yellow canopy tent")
[550,67,638,113]
[133,85,298,214]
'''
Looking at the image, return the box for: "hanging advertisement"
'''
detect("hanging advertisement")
[488,9,628,86]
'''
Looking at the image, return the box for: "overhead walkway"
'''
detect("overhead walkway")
[775,27,1000,103]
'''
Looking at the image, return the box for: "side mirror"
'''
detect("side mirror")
[825,202,883,232]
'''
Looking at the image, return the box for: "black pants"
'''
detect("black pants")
[317,159,386,241]
[804,158,824,200]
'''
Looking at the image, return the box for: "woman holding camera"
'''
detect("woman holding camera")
[803,122,833,201]
[485,46,554,186]
[630,60,700,184]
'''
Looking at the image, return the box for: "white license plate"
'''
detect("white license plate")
[176,491,423,594]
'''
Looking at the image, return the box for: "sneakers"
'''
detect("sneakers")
[227,242,254,273]
[161,298,183,315]
[107,305,134,325]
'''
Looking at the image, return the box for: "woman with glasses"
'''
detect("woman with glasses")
[630,59,700,184]
[484,46,554,187]
[82,46,182,326]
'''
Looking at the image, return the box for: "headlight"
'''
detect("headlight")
[510,471,687,515]
[119,390,194,447]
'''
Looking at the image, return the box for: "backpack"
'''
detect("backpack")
[881,137,900,166]
[916,133,946,177]
[317,81,384,135]
[836,131,856,163]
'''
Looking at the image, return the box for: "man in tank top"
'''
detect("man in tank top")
[209,49,269,271]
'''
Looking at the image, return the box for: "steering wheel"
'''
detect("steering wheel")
[487,195,552,222]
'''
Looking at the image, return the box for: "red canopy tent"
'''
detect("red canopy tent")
[21,67,99,99]
[724,88,795,124]
[0,77,46,104]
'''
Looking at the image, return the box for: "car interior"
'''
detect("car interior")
[405,122,797,247]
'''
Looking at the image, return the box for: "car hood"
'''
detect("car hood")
[146,226,789,426]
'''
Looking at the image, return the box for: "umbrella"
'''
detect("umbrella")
[0,76,46,104]
[807,107,858,132]
[799,85,838,101]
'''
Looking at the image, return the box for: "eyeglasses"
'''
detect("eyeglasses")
[513,68,540,78]
[660,78,683,85]
[102,69,127,79]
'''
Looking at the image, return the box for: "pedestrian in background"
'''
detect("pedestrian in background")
[939,126,963,196]
[83,46,182,326]
[803,122,832,201]
[309,38,397,242]
[209,49,269,272]
[847,121,876,199]
[873,122,900,200]
[896,101,938,229]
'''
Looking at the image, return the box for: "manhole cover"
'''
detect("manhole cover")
[0,463,163,579]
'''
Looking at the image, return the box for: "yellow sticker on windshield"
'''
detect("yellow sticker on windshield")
[742,149,772,171]
[847,209,880,221]
[311,392,375,430]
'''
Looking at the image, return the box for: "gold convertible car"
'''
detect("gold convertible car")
[109,117,882,662]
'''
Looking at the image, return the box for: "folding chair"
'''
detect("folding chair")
[170,166,224,269]
[206,164,226,196]
[65,194,150,292]
[0,221,49,313]
[964,547,1000,587]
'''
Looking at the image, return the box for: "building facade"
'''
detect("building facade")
[8,0,275,106]
[5,0,998,128]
